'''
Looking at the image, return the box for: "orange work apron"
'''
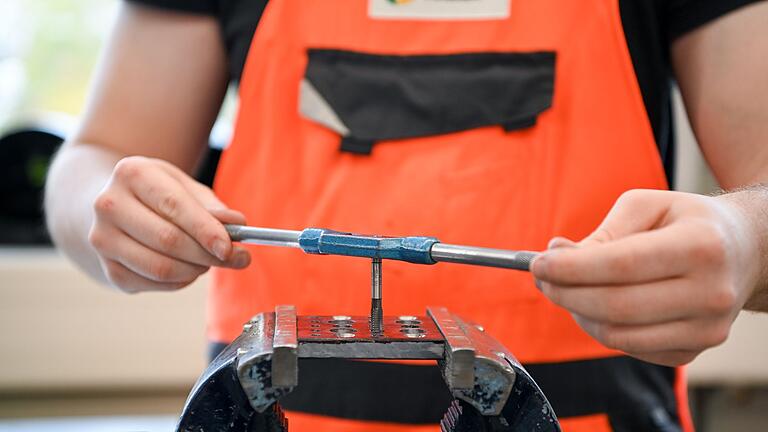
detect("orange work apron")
[212,1,693,431]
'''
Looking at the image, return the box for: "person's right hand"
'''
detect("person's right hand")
[88,156,251,293]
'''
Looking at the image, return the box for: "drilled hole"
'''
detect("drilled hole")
[330,322,353,329]
[399,324,421,329]
[401,328,426,338]
[334,331,356,338]
[328,319,354,326]
[403,332,426,339]
[331,326,357,333]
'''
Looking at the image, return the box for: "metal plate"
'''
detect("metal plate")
[297,315,444,359]
[298,315,442,341]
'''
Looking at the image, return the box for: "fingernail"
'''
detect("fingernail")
[532,253,548,274]
[212,239,229,261]
[548,236,577,250]
[534,278,543,291]
[232,253,250,268]
[547,237,564,249]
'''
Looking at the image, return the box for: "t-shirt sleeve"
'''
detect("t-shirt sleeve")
[125,0,217,15]
[666,0,764,39]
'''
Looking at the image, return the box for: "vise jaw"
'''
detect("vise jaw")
[176,306,561,432]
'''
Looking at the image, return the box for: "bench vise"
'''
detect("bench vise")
[176,226,561,431]
[177,305,560,431]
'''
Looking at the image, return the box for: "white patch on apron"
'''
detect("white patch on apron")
[369,0,510,20]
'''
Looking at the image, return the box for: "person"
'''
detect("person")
[44,0,768,431]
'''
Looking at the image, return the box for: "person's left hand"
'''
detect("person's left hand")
[531,189,762,366]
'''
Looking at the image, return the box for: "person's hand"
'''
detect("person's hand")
[88,156,251,293]
[531,189,761,366]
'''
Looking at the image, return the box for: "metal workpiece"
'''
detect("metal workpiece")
[295,314,443,342]
[430,243,539,271]
[370,258,384,335]
[297,315,444,359]
[225,225,302,248]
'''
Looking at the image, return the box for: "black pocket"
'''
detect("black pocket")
[300,49,556,155]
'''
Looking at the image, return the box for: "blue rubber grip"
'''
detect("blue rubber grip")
[298,228,439,264]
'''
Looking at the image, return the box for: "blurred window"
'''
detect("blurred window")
[0,0,118,131]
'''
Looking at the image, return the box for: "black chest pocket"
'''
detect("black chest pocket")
[300,49,556,155]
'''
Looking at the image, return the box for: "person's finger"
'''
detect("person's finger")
[223,245,252,269]
[94,227,209,283]
[208,208,251,269]
[579,189,674,247]
[99,195,247,268]
[209,207,247,226]
[533,237,577,289]
[540,278,698,325]
[532,223,696,286]
[100,258,191,293]
[159,160,230,210]
[117,164,233,260]
[574,315,730,355]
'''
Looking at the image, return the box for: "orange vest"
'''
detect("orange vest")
[211,1,693,431]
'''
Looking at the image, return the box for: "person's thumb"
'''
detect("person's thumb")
[579,189,672,247]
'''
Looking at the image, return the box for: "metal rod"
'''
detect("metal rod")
[370,258,383,337]
[430,243,539,271]
[225,224,539,272]
[371,257,382,300]
[225,225,301,248]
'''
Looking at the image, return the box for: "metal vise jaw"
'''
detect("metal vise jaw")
[176,306,561,432]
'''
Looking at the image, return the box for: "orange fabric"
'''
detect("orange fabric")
[210,0,690,430]
[559,414,613,432]
[283,411,610,432]
[676,367,696,432]
[212,0,667,364]
[284,411,439,432]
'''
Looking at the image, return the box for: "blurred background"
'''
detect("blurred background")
[0,1,767,431]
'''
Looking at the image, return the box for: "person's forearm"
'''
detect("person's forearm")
[717,184,768,312]
[44,143,124,283]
